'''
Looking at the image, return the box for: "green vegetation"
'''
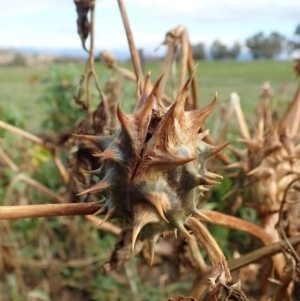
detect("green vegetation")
[0,60,298,131]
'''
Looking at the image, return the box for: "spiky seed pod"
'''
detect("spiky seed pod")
[77,70,231,285]
[226,86,300,214]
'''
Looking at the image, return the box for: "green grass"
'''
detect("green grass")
[0,60,298,131]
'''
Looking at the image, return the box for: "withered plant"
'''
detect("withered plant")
[1,0,300,300]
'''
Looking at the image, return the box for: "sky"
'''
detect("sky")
[0,0,299,57]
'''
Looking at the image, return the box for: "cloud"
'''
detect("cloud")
[127,0,300,23]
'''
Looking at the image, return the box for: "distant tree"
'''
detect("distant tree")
[191,43,206,60]
[246,32,286,59]
[228,42,241,59]
[293,24,300,49]
[210,40,228,59]
[210,40,241,60]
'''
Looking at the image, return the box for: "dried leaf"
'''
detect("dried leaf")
[74,0,95,51]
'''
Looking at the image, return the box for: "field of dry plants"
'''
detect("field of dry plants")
[0,1,300,300]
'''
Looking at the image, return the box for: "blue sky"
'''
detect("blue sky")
[0,0,299,56]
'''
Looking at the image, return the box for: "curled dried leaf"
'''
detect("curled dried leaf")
[74,0,95,51]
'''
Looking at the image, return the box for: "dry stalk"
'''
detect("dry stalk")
[0,120,69,184]
[0,146,19,172]
[273,176,300,301]
[228,235,300,272]
[160,25,199,109]
[3,173,65,205]
[117,0,144,88]
[189,235,300,300]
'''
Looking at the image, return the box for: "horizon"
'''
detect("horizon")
[0,1,299,60]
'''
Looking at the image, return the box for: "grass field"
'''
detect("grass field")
[0,60,298,131]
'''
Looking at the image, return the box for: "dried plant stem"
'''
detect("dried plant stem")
[0,202,120,235]
[279,83,300,136]
[201,210,285,284]
[0,120,44,145]
[0,120,69,184]
[0,202,101,219]
[15,252,110,269]
[3,173,65,205]
[201,210,272,246]
[228,234,300,272]
[0,203,273,245]
[289,84,300,137]
[85,5,95,115]
[179,30,188,90]
[51,149,70,184]
[0,147,19,172]
[187,44,199,109]
[189,235,300,300]
[230,97,251,139]
[84,215,121,235]
[117,0,144,88]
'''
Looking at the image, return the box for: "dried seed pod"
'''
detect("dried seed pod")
[77,70,231,286]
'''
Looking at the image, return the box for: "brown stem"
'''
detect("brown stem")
[0,120,69,184]
[85,6,96,115]
[201,210,273,245]
[0,120,44,145]
[228,234,300,272]
[201,210,284,279]
[0,202,121,235]
[0,202,102,219]
[0,147,19,172]
[179,29,188,90]
[117,0,144,88]
[186,217,232,285]
[3,173,65,205]
[84,215,121,235]
[279,83,300,136]
[187,44,199,109]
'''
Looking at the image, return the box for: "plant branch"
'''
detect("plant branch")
[117,0,144,88]
[0,120,69,184]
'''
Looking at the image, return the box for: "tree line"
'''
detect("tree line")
[192,24,300,60]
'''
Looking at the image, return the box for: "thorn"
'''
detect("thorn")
[146,193,170,223]
[148,154,196,166]
[175,221,194,241]
[72,134,112,151]
[143,71,152,95]
[174,229,178,239]
[205,170,223,179]
[101,206,116,224]
[132,204,160,253]
[151,72,165,97]
[132,222,143,253]
[187,94,218,132]
[209,141,231,156]
[199,186,210,192]
[197,130,210,140]
[225,162,243,169]
[147,233,160,266]
[76,181,110,196]
[117,103,133,140]
[93,206,107,216]
[93,148,122,164]
[192,208,212,222]
[78,167,102,177]
[195,175,220,186]
[247,166,262,176]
